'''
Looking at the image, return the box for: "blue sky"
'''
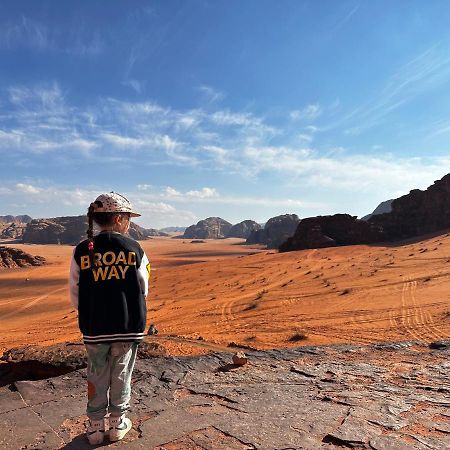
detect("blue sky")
[1,0,450,228]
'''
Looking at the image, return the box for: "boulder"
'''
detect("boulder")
[182,217,232,239]
[0,247,45,269]
[226,220,261,239]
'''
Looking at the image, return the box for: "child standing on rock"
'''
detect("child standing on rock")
[69,192,150,445]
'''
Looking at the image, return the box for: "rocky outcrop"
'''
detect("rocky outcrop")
[21,216,166,244]
[22,216,87,244]
[246,214,300,248]
[226,220,261,239]
[279,214,385,252]
[369,173,450,239]
[0,215,32,224]
[0,247,45,269]
[2,341,450,449]
[182,217,232,239]
[0,222,27,240]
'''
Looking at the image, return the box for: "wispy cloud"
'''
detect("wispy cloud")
[197,85,225,103]
[337,43,450,135]
[290,104,322,121]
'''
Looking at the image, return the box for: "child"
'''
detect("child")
[69,192,150,445]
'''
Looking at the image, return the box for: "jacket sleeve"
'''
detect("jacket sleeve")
[137,251,150,298]
[69,247,80,309]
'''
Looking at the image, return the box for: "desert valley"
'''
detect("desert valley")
[2,232,450,357]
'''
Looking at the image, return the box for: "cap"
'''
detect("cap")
[92,192,141,217]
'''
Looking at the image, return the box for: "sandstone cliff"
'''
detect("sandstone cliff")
[181,217,232,239]
[226,220,261,239]
[246,214,300,248]
[279,214,385,252]
[22,216,166,244]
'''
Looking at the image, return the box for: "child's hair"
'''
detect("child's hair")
[87,202,132,268]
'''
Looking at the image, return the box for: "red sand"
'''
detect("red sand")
[1,234,450,356]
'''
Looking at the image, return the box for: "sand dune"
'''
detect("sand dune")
[1,234,450,356]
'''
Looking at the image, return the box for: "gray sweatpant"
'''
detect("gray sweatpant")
[85,342,138,421]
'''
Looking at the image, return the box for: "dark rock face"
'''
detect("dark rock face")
[226,220,261,239]
[182,217,232,239]
[2,342,450,449]
[0,247,45,269]
[22,216,87,245]
[246,214,300,248]
[369,173,450,240]
[281,173,450,252]
[280,214,385,252]
[361,199,394,221]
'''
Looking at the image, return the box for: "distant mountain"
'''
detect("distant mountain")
[361,200,393,221]
[128,223,168,240]
[159,226,186,233]
[246,214,300,249]
[0,215,32,224]
[22,216,167,244]
[181,217,232,239]
[226,220,261,239]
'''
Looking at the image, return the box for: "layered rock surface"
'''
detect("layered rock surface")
[0,215,32,224]
[246,214,300,248]
[0,247,45,269]
[1,341,450,449]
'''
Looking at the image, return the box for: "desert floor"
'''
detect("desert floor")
[1,233,450,356]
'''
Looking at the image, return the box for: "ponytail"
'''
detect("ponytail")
[87,203,97,270]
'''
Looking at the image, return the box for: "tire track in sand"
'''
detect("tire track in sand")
[0,287,66,321]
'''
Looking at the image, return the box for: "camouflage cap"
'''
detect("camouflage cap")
[92,192,141,217]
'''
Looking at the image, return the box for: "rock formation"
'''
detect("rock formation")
[0,247,45,269]
[0,222,27,240]
[226,220,261,239]
[128,222,168,240]
[281,173,450,252]
[181,217,232,239]
[279,214,385,252]
[21,216,166,244]
[22,216,87,245]
[361,199,393,221]
[2,341,450,449]
[246,214,300,248]
[369,173,450,239]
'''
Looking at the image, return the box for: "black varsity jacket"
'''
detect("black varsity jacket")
[69,231,150,344]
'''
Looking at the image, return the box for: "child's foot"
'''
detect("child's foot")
[86,419,105,445]
[109,415,132,441]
